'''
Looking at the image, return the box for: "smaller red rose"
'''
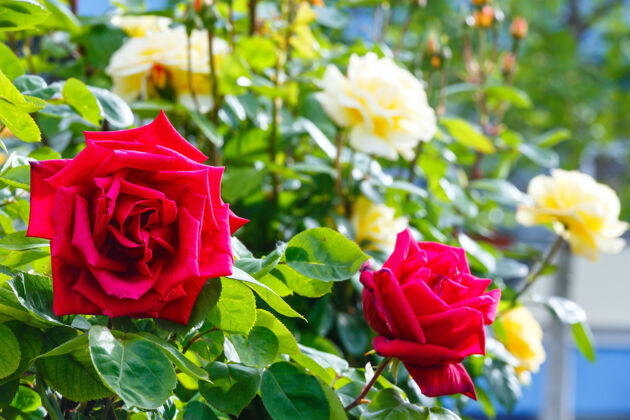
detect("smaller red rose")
[360,229,501,399]
[27,111,247,324]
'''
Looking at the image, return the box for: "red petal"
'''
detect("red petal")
[373,268,425,343]
[451,288,501,325]
[157,277,208,324]
[140,110,207,163]
[419,241,471,277]
[406,362,477,399]
[417,307,485,355]
[27,160,70,239]
[372,336,465,366]
[361,270,392,337]
[401,280,448,316]
[383,229,421,280]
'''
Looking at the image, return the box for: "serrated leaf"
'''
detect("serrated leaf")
[0,323,20,378]
[207,277,256,335]
[261,362,330,420]
[285,228,369,282]
[231,326,279,367]
[255,309,299,355]
[89,326,177,409]
[62,78,101,126]
[199,362,261,415]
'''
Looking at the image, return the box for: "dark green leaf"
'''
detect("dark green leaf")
[183,401,219,420]
[260,362,330,420]
[336,313,368,356]
[88,326,177,409]
[0,323,20,378]
[231,326,279,367]
[199,362,261,415]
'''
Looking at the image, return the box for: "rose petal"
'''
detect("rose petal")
[405,362,477,399]
[417,307,485,355]
[140,110,208,163]
[373,335,465,366]
[361,270,392,337]
[373,268,425,343]
[87,259,164,300]
[383,229,420,280]
[27,160,70,239]
[451,288,501,325]
[157,277,208,325]
[51,258,101,316]
[401,280,448,316]
[419,241,471,277]
[458,273,492,297]
[228,209,248,234]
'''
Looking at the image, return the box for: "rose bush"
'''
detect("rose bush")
[27,111,246,324]
[360,229,501,399]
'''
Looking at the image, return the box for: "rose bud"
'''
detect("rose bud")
[360,229,501,399]
[511,16,528,39]
[474,5,494,28]
[502,52,516,75]
[27,111,247,324]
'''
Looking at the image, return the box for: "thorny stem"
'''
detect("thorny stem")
[500,235,565,316]
[344,358,392,412]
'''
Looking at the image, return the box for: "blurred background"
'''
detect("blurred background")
[60,0,630,419]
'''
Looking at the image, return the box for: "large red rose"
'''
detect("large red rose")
[27,111,247,325]
[360,229,501,399]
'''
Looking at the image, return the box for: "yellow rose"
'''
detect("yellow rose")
[351,197,408,253]
[106,26,229,113]
[516,169,629,261]
[110,15,172,38]
[498,307,546,384]
[316,53,436,160]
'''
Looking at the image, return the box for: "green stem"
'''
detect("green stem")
[501,235,565,316]
[344,358,391,412]
[182,327,218,354]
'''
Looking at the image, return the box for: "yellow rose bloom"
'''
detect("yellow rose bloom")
[315,53,437,161]
[110,15,172,38]
[499,307,546,384]
[516,169,628,261]
[106,26,229,113]
[351,197,408,254]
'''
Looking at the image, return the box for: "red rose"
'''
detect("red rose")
[360,229,501,399]
[27,111,247,324]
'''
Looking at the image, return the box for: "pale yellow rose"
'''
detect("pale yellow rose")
[106,26,229,113]
[516,169,628,261]
[110,15,172,37]
[351,196,408,254]
[498,307,546,384]
[316,53,436,160]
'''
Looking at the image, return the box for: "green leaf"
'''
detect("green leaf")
[486,85,532,109]
[0,379,18,408]
[221,166,268,203]
[89,326,177,409]
[543,296,587,325]
[441,118,495,154]
[1,323,42,382]
[483,358,521,413]
[41,0,79,33]
[237,36,278,72]
[260,362,330,420]
[336,313,368,356]
[207,277,256,335]
[276,264,332,298]
[34,333,88,360]
[231,326,279,367]
[199,362,261,415]
[133,332,209,382]
[0,0,50,31]
[183,401,219,420]
[458,233,496,273]
[89,86,134,128]
[10,386,40,412]
[361,388,461,419]
[572,322,595,362]
[159,278,221,332]
[0,323,20,379]
[62,78,102,126]
[0,231,48,251]
[8,272,65,325]
[13,74,46,93]
[228,267,304,319]
[255,309,299,355]
[322,381,349,420]
[469,179,526,206]
[188,110,223,147]
[475,387,496,419]
[0,42,24,80]
[0,97,40,142]
[285,228,369,282]
[517,143,559,168]
[0,165,30,190]
[534,128,571,148]
[28,146,60,161]
[37,328,112,402]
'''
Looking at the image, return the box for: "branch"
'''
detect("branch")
[344,358,391,412]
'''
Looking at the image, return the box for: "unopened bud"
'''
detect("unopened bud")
[474,6,494,28]
[430,55,441,68]
[502,53,516,75]
[510,16,528,39]
[427,38,438,54]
